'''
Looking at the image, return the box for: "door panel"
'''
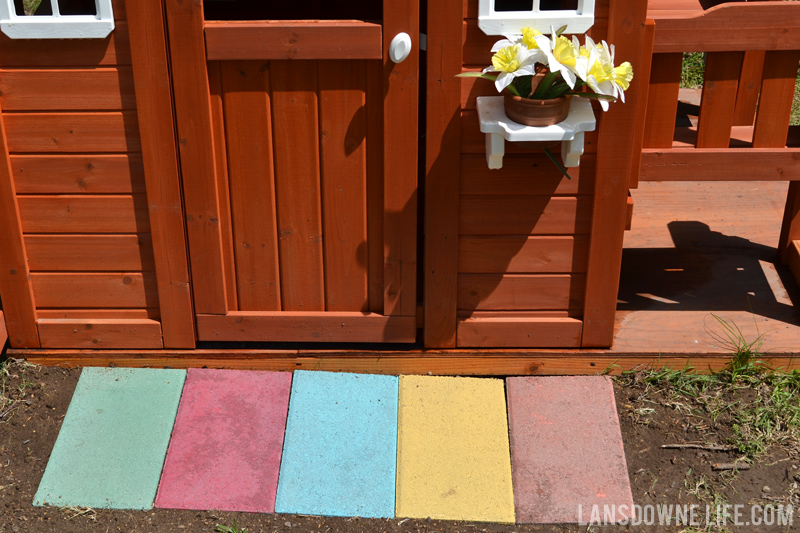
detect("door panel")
[165,0,418,343]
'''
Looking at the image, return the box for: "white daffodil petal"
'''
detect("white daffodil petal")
[495,72,516,92]
[491,38,517,52]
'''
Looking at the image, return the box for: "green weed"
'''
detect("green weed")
[216,520,249,533]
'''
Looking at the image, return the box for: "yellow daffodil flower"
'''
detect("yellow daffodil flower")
[521,27,542,49]
[484,45,538,93]
[614,62,634,92]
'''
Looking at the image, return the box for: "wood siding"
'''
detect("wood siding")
[423,0,632,348]
[0,0,168,348]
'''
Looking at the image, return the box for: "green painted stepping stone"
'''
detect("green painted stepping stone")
[33,367,186,510]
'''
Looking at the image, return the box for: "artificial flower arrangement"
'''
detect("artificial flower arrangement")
[460,26,633,176]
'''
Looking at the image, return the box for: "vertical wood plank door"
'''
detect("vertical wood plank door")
[165,0,419,343]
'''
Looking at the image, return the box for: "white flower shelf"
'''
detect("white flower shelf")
[476,96,596,170]
[478,0,595,36]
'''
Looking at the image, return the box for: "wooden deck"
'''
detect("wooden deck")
[616,180,800,359]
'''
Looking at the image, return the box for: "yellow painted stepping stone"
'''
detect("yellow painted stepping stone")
[396,375,515,523]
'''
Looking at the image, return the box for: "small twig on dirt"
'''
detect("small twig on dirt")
[0,400,19,419]
[712,462,751,471]
[662,443,737,452]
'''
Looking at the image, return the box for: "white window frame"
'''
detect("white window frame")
[478,0,595,36]
[0,0,114,39]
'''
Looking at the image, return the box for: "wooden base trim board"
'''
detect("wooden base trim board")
[36,318,162,349]
[456,317,582,348]
[640,149,800,182]
[197,312,417,343]
[14,350,800,375]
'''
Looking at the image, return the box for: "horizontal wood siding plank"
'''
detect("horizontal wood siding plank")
[31,272,158,308]
[197,312,417,343]
[458,273,586,311]
[18,195,150,234]
[460,154,595,195]
[0,68,136,110]
[37,309,160,319]
[457,317,582,348]
[11,154,145,194]
[640,149,800,181]
[25,234,154,271]
[37,318,162,349]
[205,21,383,60]
[459,236,589,273]
[0,22,131,67]
[3,112,140,153]
[459,196,592,235]
[652,4,800,53]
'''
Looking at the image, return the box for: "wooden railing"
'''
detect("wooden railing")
[635,0,800,265]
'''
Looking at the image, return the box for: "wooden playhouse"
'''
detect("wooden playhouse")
[0,0,799,372]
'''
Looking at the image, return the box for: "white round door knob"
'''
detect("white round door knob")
[389,32,412,63]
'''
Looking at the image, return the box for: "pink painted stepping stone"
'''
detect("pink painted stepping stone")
[506,376,634,524]
[155,369,292,513]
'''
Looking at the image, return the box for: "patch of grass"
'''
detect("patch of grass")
[681,52,706,89]
[617,315,800,461]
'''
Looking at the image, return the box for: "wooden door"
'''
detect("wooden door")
[165,0,419,343]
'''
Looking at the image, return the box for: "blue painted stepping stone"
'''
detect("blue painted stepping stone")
[275,370,398,518]
[33,367,186,510]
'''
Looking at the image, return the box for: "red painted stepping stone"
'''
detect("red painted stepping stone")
[506,376,634,524]
[155,369,292,513]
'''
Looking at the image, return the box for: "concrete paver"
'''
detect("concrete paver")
[33,367,186,510]
[506,376,634,524]
[155,369,292,513]
[275,370,399,518]
[395,375,515,523]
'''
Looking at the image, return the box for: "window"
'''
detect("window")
[479,0,594,36]
[0,0,114,39]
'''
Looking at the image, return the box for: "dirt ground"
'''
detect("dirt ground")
[1,361,798,533]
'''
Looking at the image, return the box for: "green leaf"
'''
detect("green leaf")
[543,147,572,180]
[455,72,497,81]
[531,71,562,99]
[555,24,569,36]
[514,75,533,99]
[505,83,521,97]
